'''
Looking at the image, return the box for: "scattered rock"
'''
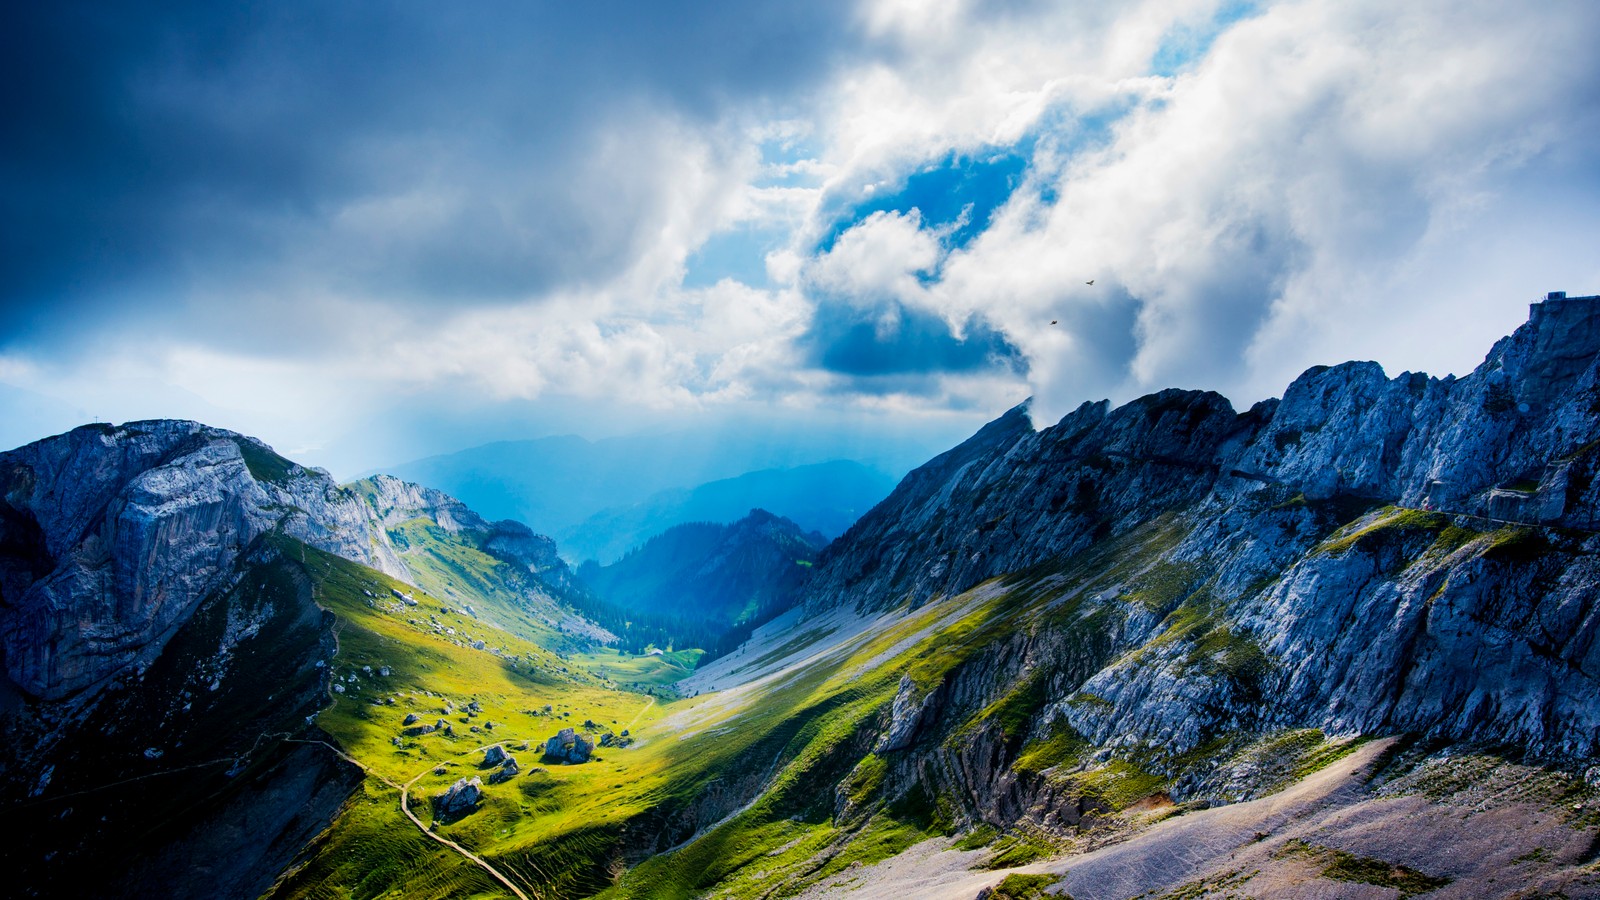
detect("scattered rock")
[482,745,509,767]
[432,777,483,823]
[402,713,420,726]
[543,727,594,764]
[487,756,520,785]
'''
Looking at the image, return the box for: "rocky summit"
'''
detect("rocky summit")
[4,294,1600,899]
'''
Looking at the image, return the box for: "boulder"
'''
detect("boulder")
[402,713,419,726]
[482,744,509,767]
[543,727,594,764]
[432,777,482,823]
[487,756,520,785]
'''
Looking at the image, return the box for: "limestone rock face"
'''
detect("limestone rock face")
[809,295,1600,770]
[0,424,610,705]
[0,422,384,701]
[805,296,1600,620]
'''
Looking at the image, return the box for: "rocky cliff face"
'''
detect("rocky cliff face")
[0,421,385,703]
[798,295,1600,799]
[0,427,609,709]
[805,296,1600,619]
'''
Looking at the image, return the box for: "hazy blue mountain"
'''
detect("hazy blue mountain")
[373,422,948,539]
[558,459,895,564]
[576,509,826,627]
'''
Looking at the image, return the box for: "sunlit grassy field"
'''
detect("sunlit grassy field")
[268,518,1232,899]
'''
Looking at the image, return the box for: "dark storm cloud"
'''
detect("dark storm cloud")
[0,1,866,345]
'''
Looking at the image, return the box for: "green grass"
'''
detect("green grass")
[1122,560,1202,613]
[1276,839,1451,897]
[1316,507,1448,557]
[1014,718,1092,776]
[986,873,1062,899]
[1058,758,1167,811]
[234,438,297,485]
[263,498,1355,899]
[573,648,703,689]
[1481,527,1552,563]
[979,827,1063,869]
[954,823,999,850]
[267,780,503,899]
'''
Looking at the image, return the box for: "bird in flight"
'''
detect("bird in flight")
[1085,279,1095,285]
[1051,319,1058,325]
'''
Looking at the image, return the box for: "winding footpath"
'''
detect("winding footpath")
[290,735,533,900]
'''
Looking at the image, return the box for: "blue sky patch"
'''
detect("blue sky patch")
[683,224,785,288]
[816,150,1028,256]
[1149,0,1260,77]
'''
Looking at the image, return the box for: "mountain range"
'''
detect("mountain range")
[559,460,893,565]
[375,427,921,555]
[5,293,1600,898]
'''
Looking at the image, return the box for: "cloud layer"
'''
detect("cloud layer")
[3,0,1599,468]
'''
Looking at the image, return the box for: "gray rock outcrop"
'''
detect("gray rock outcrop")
[432,777,483,823]
[543,727,593,764]
[802,293,1600,770]
[487,756,519,784]
[0,422,389,702]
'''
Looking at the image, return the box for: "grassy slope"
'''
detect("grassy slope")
[263,496,1591,900]
[270,519,1200,899]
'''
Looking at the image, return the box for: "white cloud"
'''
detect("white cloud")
[811,0,1600,423]
[8,0,1599,466]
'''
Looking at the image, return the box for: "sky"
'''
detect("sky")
[4,0,1599,478]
